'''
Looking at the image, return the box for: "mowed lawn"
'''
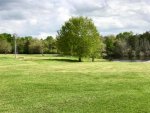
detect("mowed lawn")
[0,55,150,113]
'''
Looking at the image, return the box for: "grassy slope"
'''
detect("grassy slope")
[0,54,150,113]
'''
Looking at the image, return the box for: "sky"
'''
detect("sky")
[0,0,150,38]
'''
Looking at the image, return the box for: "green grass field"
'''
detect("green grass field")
[0,54,150,113]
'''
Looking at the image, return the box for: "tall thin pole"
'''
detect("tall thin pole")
[13,33,17,59]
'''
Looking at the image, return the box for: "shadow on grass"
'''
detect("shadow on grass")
[23,58,110,62]
[23,57,79,62]
[44,58,109,62]
[46,58,79,62]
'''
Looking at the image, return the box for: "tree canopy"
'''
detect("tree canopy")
[57,16,102,62]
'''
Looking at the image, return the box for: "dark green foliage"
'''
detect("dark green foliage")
[44,36,57,54]
[23,36,32,54]
[0,39,12,54]
[104,35,116,58]
[28,39,43,54]
[0,33,13,53]
[104,31,150,59]
[0,33,13,43]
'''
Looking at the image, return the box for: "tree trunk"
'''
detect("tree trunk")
[92,57,95,62]
[79,57,82,62]
[41,50,44,56]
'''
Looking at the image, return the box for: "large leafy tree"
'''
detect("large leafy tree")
[57,16,101,62]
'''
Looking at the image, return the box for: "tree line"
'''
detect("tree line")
[0,34,57,54]
[0,16,150,61]
[103,31,150,59]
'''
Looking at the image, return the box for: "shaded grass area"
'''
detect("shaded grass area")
[0,54,150,113]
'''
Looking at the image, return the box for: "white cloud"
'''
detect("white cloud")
[0,0,149,38]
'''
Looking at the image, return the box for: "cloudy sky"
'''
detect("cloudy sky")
[0,0,150,38]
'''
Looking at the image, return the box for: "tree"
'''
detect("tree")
[29,39,43,54]
[114,39,129,58]
[116,31,133,40]
[44,36,57,54]
[24,36,32,54]
[104,35,116,58]
[0,39,12,54]
[57,16,101,62]
[17,37,26,54]
[0,33,12,43]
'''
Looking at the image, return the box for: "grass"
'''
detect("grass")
[0,54,150,113]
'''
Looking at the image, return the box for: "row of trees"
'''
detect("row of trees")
[104,31,150,59]
[0,34,57,54]
[0,16,150,61]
